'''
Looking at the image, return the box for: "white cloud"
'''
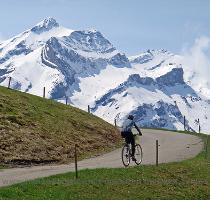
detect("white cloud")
[181,36,210,91]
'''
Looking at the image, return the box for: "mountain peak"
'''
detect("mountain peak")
[84,28,98,33]
[31,17,59,34]
[65,29,114,53]
[147,49,170,54]
[129,49,173,64]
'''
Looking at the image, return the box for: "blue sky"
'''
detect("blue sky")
[0,0,210,56]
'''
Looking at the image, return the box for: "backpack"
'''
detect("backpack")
[121,119,134,137]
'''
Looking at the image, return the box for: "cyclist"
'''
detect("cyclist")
[121,115,142,161]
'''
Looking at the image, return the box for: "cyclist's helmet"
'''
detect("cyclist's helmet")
[128,115,134,120]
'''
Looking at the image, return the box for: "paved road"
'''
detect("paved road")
[0,129,203,187]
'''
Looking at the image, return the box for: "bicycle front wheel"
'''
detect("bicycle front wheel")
[134,144,143,165]
[122,144,130,167]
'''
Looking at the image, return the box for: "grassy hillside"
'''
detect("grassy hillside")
[0,86,120,166]
[0,132,209,200]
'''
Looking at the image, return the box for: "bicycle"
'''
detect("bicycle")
[121,138,143,167]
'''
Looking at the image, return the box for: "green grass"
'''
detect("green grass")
[0,85,209,199]
[0,132,209,199]
[0,86,120,166]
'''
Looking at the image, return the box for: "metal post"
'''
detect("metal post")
[75,144,78,179]
[184,116,186,131]
[88,105,90,113]
[8,77,11,89]
[156,140,159,166]
[43,87,46,98]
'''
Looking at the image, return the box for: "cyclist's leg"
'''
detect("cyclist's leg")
[125,132,134,156]
[125,133,130,145]
[130,135,135,157]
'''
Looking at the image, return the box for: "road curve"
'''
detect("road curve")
[0,129,204,187]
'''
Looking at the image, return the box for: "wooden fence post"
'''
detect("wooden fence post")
[114,119,117,127]
[88,105,90,113]
[156,140,159,166]
[43,87,46,98]
[205,135,209,159]
[8,77,11,89]
[65,96,68,105]
[75,144,78,179]
[184,116,186,131]
[198,118,200,133]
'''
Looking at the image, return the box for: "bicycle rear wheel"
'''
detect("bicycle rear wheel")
[122,144,130,167]
[134,144,143,165]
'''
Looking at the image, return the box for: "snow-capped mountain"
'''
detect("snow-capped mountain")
[93,67,210,132]
[0,18,210,134]
[0,17,129,99]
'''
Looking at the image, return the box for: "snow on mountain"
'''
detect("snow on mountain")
[31,17,59,34]
[0,18,210,134]
[92,67,210,132]
[0,17,74,96]
[39,28,130,100]
[129,49,181,79]
[0,17,130,100]
[0,17,73,58]
[129,49,210,100]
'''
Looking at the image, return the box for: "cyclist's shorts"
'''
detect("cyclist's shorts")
[121,131,131,138]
